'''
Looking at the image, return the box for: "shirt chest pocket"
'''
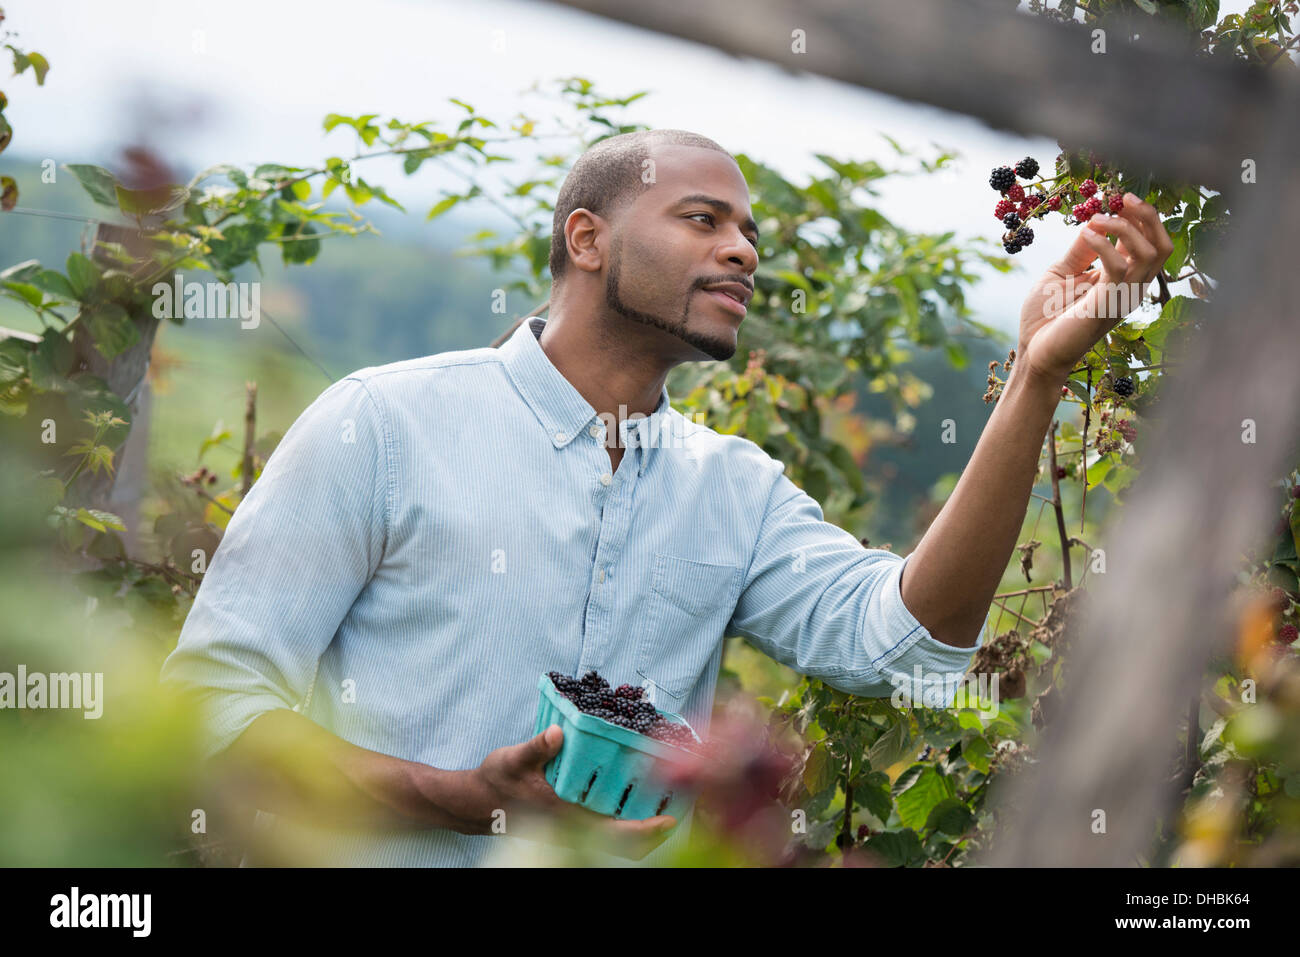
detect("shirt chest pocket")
[633,553,743,702]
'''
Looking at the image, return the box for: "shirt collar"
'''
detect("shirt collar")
[499,316,674,468]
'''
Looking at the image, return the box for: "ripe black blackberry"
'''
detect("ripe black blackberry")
[1113,375,1135,397]
[1015,156,1039,179]
[548,669,702,751]
[1002,213,1021,230]
[1014,226,1034,247]
[1003,238,1023,254]
[989,166,1016,192]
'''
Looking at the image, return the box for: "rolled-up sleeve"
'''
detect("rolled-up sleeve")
[159,375,391,760]
[727,465,984,703]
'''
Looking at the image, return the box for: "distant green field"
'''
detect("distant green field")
[146,319,345,481]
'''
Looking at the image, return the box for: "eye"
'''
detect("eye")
[688,212,760,250]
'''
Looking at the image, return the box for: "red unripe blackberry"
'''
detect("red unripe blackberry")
[1279,624,1299,645]
[989,166,1016,192]
[1024,193,1043,211]
[1007,183,1025,202]
[1084,196,1103,215]
[1079,179,1098,198]
[1055,465,1068,479]
[1047,195,1062,211]
[1291,485,1300,500]
[1016,202,1030,219]
[857,823,871,842]
[1072,203,1092,223]
[1108,193,1125,213]
[995,198,1016,219]
[1272,586,1291,611]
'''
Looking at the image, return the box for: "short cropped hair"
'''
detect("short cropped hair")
[548,129,732,284]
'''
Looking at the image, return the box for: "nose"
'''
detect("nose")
[717,226,758,276]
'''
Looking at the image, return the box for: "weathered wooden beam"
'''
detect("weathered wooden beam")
[542,0,1287,190]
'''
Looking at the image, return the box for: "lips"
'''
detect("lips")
[704,288,747,316]
[700,282,751,317]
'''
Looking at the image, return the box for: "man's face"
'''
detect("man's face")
[602,145,759,363]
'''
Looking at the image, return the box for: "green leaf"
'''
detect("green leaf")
[802,743,837,795]
[894,765,955,831]
[116,183,190,217]
[961,734,992,774]
[208,221,270,270]
[1193,0,1220,30]
[1065,378,1091,403]
[11,48,51,84]
[280,222,321,265]
[64,164,122,207]
[2,280,43,308]
[855,773,894,823]
[0,337,29,385]
[867,716,913,769]
[74,507,106,533]
[85,303,138,359]
[1086,452,1114,489]
[28,330,74,392]
[1132,0,1158,13]
[83,508,126,531]
[1165,229,1188,277]
[802,467,830,505]
[864,828,924,867]
[924,798,973,836]
[0,259,40,282]
[1102,462,1136,494]
[1201,194,1227,222]
[31,269,76,300]
[199,424,232,459]
[427,194,461,221]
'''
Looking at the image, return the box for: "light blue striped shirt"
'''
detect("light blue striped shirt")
[159,316,982,866]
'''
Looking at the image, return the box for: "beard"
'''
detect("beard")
[604,237,737,362]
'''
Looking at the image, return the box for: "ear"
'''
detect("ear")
[564,208,607,275]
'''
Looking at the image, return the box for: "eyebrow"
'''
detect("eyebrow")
[673,193,759,242]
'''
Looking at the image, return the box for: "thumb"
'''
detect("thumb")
[525,724,564,766]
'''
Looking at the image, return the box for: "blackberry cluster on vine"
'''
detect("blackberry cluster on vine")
[990,157,1044,254]
[547,670,702,752]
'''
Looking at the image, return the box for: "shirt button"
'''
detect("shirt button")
[554,431,566,442]
[589,425,602,439]
[600,472,612,486]
[598,569,606,583]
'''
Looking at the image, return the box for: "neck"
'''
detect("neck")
[536,308,670,423]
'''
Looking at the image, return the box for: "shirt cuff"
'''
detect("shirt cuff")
[867,552,985,706]
[194,691,293,762]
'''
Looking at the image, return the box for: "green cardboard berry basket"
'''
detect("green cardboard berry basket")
[533,673,702,823]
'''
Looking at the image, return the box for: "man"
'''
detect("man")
[159,128,1172,866]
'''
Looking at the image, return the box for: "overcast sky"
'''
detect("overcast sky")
[2,0,1260,337]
